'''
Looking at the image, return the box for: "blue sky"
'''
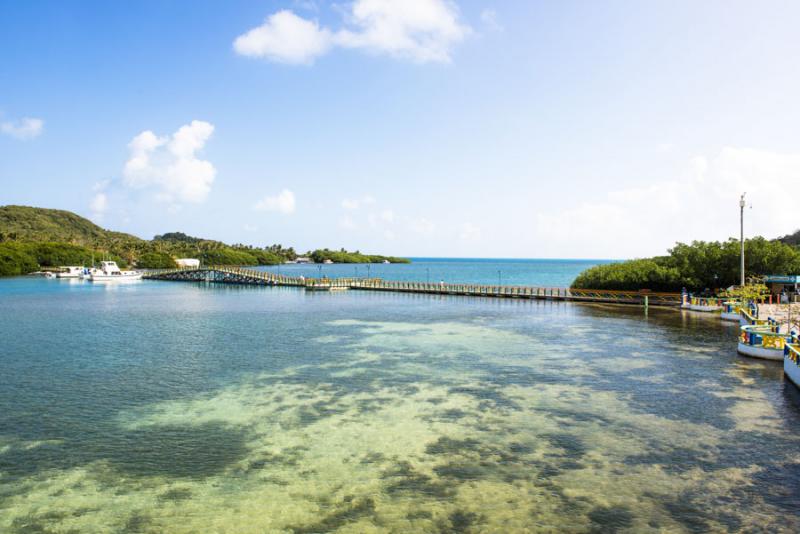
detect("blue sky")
[2,0,799,258]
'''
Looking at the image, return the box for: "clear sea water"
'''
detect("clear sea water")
[258,257,613,287]
[1,259,799,533]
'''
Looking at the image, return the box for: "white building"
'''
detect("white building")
[175,258,200,268]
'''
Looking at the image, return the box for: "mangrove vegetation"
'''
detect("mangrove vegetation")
[571,237,800,292]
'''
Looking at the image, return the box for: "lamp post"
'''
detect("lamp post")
[740,193,746,287]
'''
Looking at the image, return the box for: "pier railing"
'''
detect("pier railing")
[141,266,682,306]
[688,296,726,307]
[739,307,768,326]
[722,300,741,314]
[786,340,800,366]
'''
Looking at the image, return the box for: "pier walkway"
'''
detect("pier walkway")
[143,266,682,307]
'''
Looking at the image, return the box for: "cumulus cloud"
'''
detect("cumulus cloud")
[254,189,296,214]
[1,117,44,140]
[122,120,216,205]
[534,147,800,258]
[234,0,470,64]
[233,10,332,64]
[89,192,108,220]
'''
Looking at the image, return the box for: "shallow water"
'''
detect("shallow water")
[1,277,799,533]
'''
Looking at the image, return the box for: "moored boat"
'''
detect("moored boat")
[56,266,84,279]
[87,261,142,282]
[738,324,791,361]
[682,296,724,312]
[720,300,741,322]
[784,340,800,388]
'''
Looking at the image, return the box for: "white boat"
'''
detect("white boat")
[56,266,84,279]
[785,344,800,388]
[737,324,789,361]
[87,261,142,282]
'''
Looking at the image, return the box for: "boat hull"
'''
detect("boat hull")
[785,356,800,388]
[682,304,723,313]
[720,312,740,322]
[737,342,783,361]
[89,274,142,282]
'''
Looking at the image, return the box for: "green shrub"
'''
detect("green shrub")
[136,252,176,269]
[572,237,800,291]
[0,243,38,276]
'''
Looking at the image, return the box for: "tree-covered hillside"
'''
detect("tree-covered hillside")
[0,205,141,246]
[0,206,409,276]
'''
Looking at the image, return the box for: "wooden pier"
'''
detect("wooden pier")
[143,266,682,307]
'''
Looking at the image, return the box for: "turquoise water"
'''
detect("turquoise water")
[1,273,799,533]
[259,257,613,287]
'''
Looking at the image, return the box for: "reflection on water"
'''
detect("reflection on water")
[0,278,799,532]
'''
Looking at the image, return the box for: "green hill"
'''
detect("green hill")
[0,205,142,247]
[0,205,409,276]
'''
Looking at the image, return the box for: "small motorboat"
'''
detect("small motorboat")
[87,261,142,282]
[56,266,84,279]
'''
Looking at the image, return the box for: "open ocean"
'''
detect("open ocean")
[1,258,799,532]
[258,257,614,287]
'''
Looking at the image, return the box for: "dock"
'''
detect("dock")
[142,266,682,307]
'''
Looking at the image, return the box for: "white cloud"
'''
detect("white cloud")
[243,223,258,232]
[233,10,332,64]
[459,222,481,241]
[380,209,395,223]
[479,8,502,32]
[1,117,44,140]
[122,120,216,205]
[336,0,471,63]
[92,179,111,192]
[234,0,470,64]
[534,147,800,258]
[89,192,108,219]
[254,189,296,214]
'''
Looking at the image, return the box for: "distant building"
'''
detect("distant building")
[764,275,800,299]
[175,258,200,268]
[295,257,311,264]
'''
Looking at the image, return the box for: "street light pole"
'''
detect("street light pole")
[740,193,746,287]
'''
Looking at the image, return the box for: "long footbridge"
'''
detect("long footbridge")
[142,266,681,307]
